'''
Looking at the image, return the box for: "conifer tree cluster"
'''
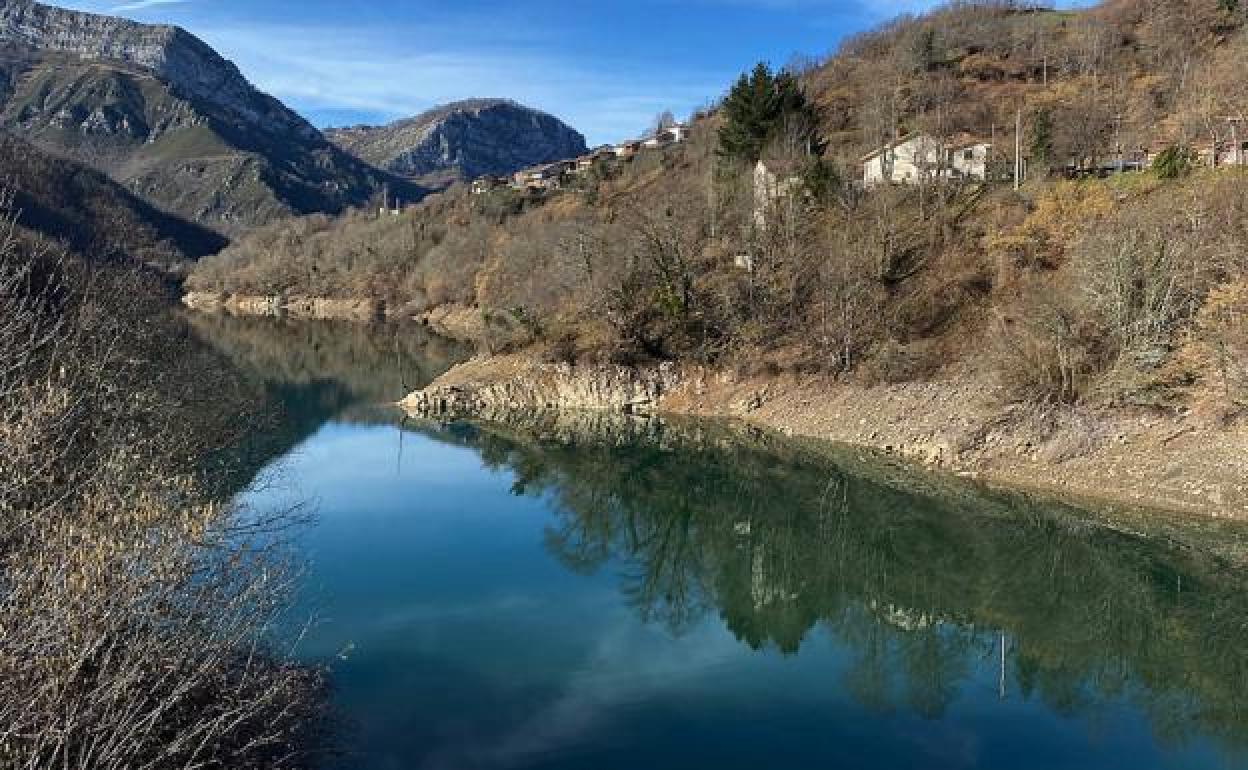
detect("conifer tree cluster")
[718,62,820,164]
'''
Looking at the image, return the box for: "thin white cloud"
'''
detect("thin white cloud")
[110,0,189,12]
[198,22,722,145]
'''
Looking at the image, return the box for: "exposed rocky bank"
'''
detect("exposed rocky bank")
[183,291,390,322]
[401,353,1248,520]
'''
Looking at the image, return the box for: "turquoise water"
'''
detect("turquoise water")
[201,317,1248,770]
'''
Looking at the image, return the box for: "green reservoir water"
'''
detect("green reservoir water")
[193,315,1248,770]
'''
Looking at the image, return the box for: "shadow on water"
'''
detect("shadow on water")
[414,414,1248,758]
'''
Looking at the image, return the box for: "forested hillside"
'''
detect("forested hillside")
[189,0,1248,417]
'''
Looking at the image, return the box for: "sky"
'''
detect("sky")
[58,0,1075,146]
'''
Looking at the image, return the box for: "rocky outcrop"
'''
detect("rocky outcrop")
[0,1,416,234]
[400,351,1248,519]
[327,99,587,187]
[0,0,313,138]
[400,357,681,419]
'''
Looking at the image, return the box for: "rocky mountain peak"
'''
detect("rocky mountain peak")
[0,0,315,138]
[327,99,588,187]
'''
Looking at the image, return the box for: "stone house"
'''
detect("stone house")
[753,160,805,229]
[512,160,573,191]
[862,133,993,187]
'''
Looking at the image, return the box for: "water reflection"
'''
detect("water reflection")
[196,317,1248,769]
[188,312,471,418]
[419,416,1248,762]
[187,313,470,492]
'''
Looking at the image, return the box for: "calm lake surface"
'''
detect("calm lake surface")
[192,314,1248,770]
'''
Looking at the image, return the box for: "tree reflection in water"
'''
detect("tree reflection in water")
[427,415,1248,754]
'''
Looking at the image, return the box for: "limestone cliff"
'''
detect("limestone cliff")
[0,0,417,234]
[327,99,587,188]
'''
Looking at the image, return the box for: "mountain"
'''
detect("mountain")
[0,132,226,266]
[326,99,587,188]
[0,0,419,235]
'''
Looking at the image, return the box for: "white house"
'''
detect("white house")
[948,135,993,180]
[641,123,691,150]
[862,133,993,187]
[662,122,692,143]
[612,140,642,159]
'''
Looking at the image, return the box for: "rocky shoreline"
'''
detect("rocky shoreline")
[182,292,391,322]
[401,352,1248,520]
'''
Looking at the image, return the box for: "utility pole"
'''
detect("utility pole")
[1114,114,1124,174]
[991,122,997,181]
[999,633,1008,701]
[1229,116,1244,167]
[1014,108,1023,191]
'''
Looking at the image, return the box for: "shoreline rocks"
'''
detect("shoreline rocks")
[401,358,681,418]
[182,292,387,322]
[399,352,1248,520]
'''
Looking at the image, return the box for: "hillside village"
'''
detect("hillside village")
[476,118,1248,205]
[472,121,694,195]
[189,0,1248,428]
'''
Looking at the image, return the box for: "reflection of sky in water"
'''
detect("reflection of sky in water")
[241,421,1236,770]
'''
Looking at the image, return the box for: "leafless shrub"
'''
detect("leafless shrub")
[992,276,1107,404]
[0,199,325,769]
[1176,279,1248,417]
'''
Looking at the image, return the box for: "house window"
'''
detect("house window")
[1241,141,1248,151]
[963,149,975,161]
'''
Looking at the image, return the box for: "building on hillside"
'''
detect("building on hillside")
[612,140,642,159]
[471,175,508,195]
[666,123,692,143]
[753,160,805,229]
[1223,140,1248,167]
[573,147,614,174]
[1200,139,1248,168]
[512,161,573,192]
[642,123,692,149]
[947,134,994,179]
[861,133,993,187]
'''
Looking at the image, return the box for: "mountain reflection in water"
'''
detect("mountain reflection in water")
[195,315,1248,770]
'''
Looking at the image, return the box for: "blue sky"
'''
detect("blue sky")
[60,0,1073,145]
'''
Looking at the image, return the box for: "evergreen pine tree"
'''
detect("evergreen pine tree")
[718,63,820,164]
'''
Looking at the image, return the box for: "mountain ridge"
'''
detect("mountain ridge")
[0,0,316,139]
[0,0,419,234]
[327,98,587,187]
